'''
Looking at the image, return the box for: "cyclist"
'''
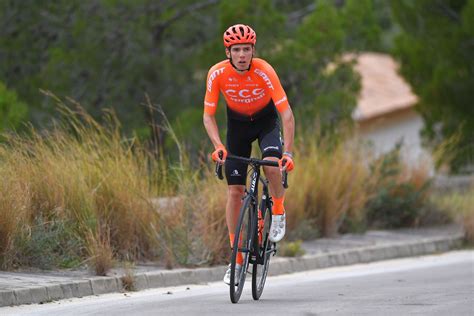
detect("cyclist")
[203,24,295,285]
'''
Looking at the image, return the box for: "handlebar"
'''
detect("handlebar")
[215,153,288,188]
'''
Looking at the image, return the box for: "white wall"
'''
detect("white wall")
[357,109,433,173]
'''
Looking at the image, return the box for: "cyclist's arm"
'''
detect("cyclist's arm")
[279,107,294,154]
[203,63,225,149]
[260,61,294,154]
[203,112,224,149]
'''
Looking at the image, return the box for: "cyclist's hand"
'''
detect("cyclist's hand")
[279,152,294,172]
[211,144,227,164]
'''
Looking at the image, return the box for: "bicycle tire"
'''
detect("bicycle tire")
[251,203,273,300]
[230,194,255,303]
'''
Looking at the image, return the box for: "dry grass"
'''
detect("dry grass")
[0,97,167,272]
[152,165,228,267]
[426,135,473,241]
[285,132,371,237]
[120,262,137,291]
[0,95,231,271]
[464,211,474,244]
[432,184,474,244]
[186,167,228,265]
[0,168,32,268]
[86,229,114,276]
[0,97,450,272]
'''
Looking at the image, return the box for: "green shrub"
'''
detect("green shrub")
[0,82,28,132]
[14,217,84,269]
[287,218,320,241]
[366,144,432,228]
[279,240,306,257]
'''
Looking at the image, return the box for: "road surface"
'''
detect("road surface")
[3,250,473,316]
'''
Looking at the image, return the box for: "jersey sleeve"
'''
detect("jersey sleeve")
[264,62,290,113]
[203,65,222,116]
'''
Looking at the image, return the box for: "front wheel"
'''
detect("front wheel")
[230,195,255,303]
[252,204,273,300]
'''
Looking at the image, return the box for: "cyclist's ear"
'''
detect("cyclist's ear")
[225,48,231,58]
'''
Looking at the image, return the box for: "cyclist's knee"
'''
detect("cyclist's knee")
[263,164,280,177]
[228,185,245,201]
[263,157,278,172]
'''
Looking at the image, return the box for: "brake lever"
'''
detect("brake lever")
[215,151,224,180]
[281,158,288,188]
[282,171,288,188]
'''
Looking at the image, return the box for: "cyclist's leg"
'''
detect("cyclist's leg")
[258,115,287,242]
[225,119,253,264]
[226,185,244,263]
[258,115,285,212]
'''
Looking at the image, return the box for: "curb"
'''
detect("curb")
[268,235,463,276]
[0,233,464,307]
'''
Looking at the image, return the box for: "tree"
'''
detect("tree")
[0,0,387,155]
[0,0,221,140]
[271,0,383,134]
[176,0,381,148]
[0,82,28,132]
[341,0,382,51]
[169,0,288,153]
[391,0,474,171]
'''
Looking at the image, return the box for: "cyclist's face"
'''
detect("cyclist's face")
[226,44,254,72]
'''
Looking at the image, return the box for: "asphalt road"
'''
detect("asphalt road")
[4,250,473,316]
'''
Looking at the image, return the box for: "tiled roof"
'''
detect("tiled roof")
[351,52,418,121]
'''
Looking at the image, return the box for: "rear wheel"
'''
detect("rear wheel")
[252,203,273,300]
[230,195,255,303]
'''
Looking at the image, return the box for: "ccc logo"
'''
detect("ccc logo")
[225,88,265,98]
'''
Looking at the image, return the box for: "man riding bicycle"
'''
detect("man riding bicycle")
[202,24,295,285]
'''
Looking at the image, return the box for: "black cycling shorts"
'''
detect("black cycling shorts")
[225,104,283,185]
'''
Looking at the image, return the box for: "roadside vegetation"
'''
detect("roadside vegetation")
[1,1,472,275]
[0,100,166,273]
[2,103,469,274]
[431,189,474,245]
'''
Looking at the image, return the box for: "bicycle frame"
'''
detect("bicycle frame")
[215,153,288,303]
[216,154,284,262]
[246,162,272,266]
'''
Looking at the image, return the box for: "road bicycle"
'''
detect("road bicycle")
[216,153,288,303]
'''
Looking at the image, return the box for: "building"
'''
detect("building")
[351,52,432,171]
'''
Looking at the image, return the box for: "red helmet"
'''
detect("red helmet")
[223,24,256,48]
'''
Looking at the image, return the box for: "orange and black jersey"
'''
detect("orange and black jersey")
[204,58,290,118]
